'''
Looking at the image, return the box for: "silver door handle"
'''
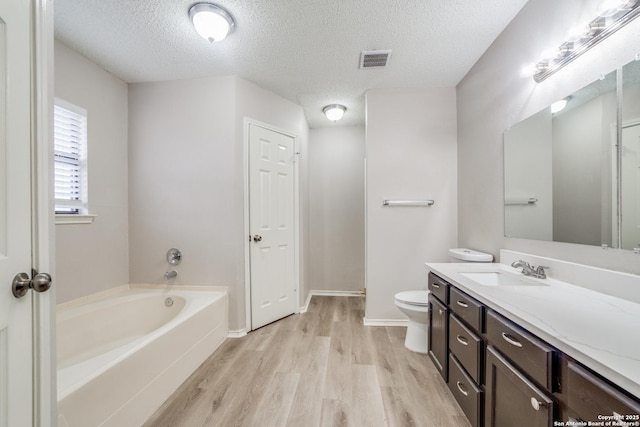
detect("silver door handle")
[456,381,469,396]
[253,235,263,242]
[501,332,523,348]
[12,272,52,298]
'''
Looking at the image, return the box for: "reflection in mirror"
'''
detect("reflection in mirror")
[621,59,640,250]
[504,71,617,247]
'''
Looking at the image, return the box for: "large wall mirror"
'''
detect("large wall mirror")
[504,58,639,250]
[621,59,640,250]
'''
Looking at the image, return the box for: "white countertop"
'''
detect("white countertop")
[425,261,640,399]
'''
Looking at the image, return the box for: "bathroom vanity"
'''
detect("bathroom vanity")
[426,251,640,427]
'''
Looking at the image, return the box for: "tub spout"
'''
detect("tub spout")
[164,270,177,280]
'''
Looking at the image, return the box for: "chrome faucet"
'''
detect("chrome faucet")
[511,260,549,279]
[511,260,534,274]
[164,270,177,280]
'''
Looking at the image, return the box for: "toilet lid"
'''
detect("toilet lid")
[394,290,429,306]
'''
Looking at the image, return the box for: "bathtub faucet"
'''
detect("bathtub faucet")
[164,270,177,280]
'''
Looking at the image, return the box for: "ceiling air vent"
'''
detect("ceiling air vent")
[359,50,391,69]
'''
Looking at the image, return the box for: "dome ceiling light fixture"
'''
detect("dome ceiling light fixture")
[322,104,347,122]
[550,97,570,114]
[189,3,236,43]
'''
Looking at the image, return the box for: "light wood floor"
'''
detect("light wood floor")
[144,296,470,427]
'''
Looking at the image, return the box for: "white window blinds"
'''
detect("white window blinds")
[54,102,87,214]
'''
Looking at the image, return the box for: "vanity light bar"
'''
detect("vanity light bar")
[533,0,640,82]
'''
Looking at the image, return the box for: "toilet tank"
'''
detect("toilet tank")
[449,248,493,263]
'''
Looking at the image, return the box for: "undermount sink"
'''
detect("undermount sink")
[460,272,549,287]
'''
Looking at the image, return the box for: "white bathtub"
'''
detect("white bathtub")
[56,285,228,427]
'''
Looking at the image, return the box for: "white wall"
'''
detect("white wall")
[309,126,365,292]
[457,0,640,275]
[128,75,308,332]
[54,41,129,303]
[365,88,458,321]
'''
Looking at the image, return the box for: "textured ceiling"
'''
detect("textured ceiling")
[54,0,528,128]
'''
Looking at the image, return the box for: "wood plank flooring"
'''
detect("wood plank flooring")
[144,296,470,427]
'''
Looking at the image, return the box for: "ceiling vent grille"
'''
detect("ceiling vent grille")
[359,50,391,69]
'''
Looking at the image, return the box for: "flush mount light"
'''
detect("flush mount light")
[550,98,569,114]
[530,0,640,82]
[189,3,235,43]
[323,104,347,122]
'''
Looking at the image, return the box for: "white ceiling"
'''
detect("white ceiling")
[54,0,529,128]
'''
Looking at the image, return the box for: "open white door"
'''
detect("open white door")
[0,1,37,426]
[621,124,640,250]
[248,123,297,330]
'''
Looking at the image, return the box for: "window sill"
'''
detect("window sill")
[55,214,97,225]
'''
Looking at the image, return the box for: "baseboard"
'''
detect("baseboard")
[228,329,247,338]
[363,318,408,327]
[299,290,364,313]
[299,292,313,313]
[309,290,364,297]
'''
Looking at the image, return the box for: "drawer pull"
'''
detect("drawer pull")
[432,283,441,288]
[530,397,541,411]
[439,309,444,315]
[456,300,469,308]
[456,335,469,346]
[456,381,469,396]
[501,332,523,348]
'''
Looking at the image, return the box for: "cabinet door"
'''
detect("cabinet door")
[428,293,449,381]
[567,361,640,422]
[485,346,554,427]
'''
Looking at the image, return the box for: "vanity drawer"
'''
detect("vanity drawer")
[448,353,483,427]
[428,272,449,304]
[449,313,483,384]
[486,310,554,390]
[450,287,484,332]
[566,361,640,422]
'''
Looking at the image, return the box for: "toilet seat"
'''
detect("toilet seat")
[394,290,429,306]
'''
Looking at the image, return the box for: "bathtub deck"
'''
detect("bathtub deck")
[144,295,469,427]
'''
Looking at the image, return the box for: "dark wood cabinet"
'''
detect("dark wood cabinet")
[428,293,449,381]
[565,361,640,423]
[426,272,640,427]
[485,346,554,427]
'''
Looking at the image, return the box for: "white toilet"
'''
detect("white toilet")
[394,248,492,353]
[394,290,430,353]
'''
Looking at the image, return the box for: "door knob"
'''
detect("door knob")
[32,273,52,293]
[253,235,263,242]
[12,272,52,298]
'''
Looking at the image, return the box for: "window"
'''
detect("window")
[54,99,88,216]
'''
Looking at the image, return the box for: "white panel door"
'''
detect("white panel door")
[0,1,35,426]
[622,125,640,250]
[249,123,296,329]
